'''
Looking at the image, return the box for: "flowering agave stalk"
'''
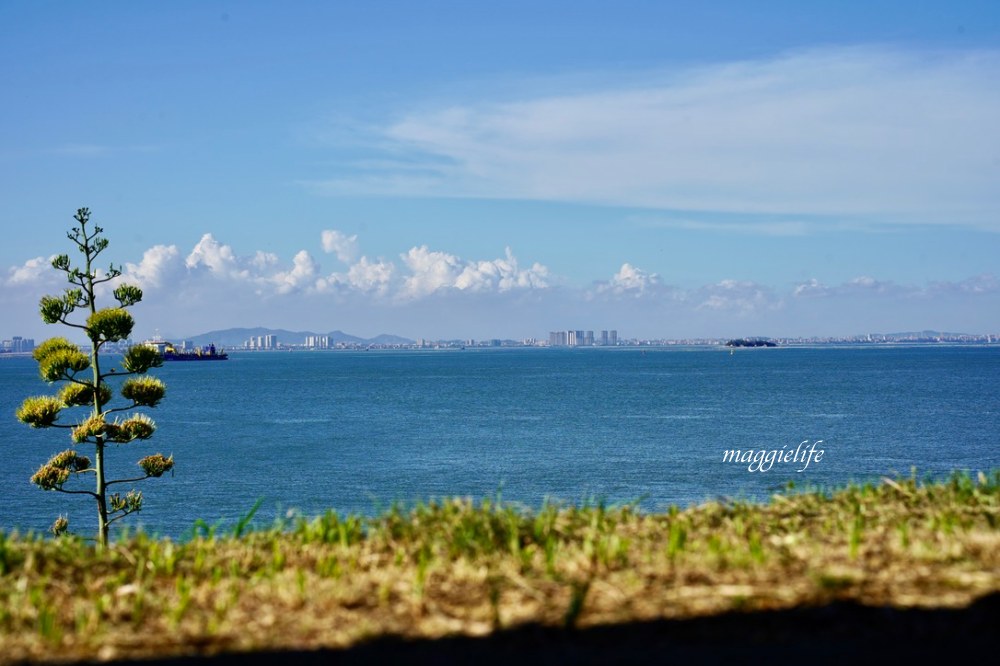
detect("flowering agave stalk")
[16,208,172,547]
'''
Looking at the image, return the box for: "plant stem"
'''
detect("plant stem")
[79,213,110,548]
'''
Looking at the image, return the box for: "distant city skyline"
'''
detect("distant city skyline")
[2,2,999,340]
[3,327,997,355]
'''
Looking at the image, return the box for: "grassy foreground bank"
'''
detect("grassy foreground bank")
[1,472,998,663]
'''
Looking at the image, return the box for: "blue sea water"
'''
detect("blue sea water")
[1,346,998,539]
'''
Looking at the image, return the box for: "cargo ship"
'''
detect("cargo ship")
[142,339,228,361]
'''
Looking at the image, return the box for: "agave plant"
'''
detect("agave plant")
[16,208,173,546]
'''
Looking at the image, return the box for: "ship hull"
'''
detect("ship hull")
[162,353,228,361]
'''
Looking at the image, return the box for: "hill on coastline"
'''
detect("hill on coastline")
[181,328,413,347]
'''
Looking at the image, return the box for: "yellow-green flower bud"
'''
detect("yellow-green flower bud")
[50,515,69,536]
[109,414,155,443]
[86,308,134,342]
[72,414,111,443]
[139,454,174,478]
[32,337,78,363]
[38,348,90,383]
[60,382,112,408]
[47,449,91,472]
[122,345,163,374]
[120,376,166,407]
[16,395,63,428]
[31,465,69,490]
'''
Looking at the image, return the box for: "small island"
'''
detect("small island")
[725,338,778,347]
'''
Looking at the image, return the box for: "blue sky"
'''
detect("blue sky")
[2,1,999,341]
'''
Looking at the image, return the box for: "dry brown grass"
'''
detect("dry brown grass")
[1,471,997,663]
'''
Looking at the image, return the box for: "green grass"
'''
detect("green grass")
[1,471,998,663]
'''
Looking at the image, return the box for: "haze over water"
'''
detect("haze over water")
[2,345,997,539]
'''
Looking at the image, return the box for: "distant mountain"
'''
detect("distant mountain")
[367,333,413,345]
[326,330,367,344]
[180,327,413,347]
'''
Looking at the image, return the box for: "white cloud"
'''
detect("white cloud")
[4,255,58,287]
[320,230,360,263]
[695,280,781,314]
[793,278,826,298]
[399,246,462,298]
[346,256,396,295]
[272,250,320,294]
[455,247,549,292]
[251,251,279,270]
[6,231,998,340]
[399,245,548,299]
[796,273,1000,300]
[316,47,1000,230]
[939,273,999,294]
[599,263,664,296]
[124,244,182,290]
[589,264,776,315]
[793,276,903,298]
[185,233,249,279]
[158,231,549,304]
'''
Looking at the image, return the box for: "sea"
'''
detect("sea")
[1,345,998,540]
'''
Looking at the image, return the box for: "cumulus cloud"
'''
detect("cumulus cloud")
[797,273,1000,301]
[124,244,182,290]
[938,273,999,294]
[185,233,249,279]
[794,276,904,299]
[6,229,997,340]
[251,251,279,271]
[272,250,320,294]
[346,256,396,295]
[456,247,549,292]
[695,280,781,314]
[588,264,776,315]
[399,245,548,299]
[320,230,360,263]
[154,230,549,304]
[400,246,461,298]
[593,263,664,297]
[315,47,1000,230]
[4,255,58,287]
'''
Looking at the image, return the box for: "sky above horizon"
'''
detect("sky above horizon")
[3,1,1000,341]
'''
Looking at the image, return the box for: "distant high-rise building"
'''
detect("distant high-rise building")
[600,330,609,346]
[305,335,330,349]
[9,336,35,353]
[609,330,618,346]
[567,330,578,346]
[584,331,594,346]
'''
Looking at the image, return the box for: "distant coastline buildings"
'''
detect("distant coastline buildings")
[196,328,996,354]
[245,334,277,350]
[304,335,330,349]
[548,329,617,347]
[0,336,35,354]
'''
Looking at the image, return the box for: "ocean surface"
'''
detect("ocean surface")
[1,345,998,539]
